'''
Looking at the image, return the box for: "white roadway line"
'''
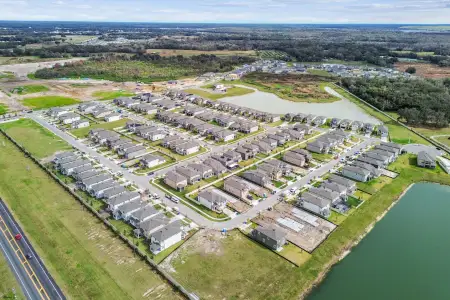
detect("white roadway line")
[0,202,64,300]
[0,237,33,300]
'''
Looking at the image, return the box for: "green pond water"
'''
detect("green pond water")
[308,183,450,300]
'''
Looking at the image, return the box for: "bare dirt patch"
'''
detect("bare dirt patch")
[395,62,450,78]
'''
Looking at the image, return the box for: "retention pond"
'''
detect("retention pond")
[308,183,450,300]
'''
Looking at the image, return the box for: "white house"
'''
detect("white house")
[298,192,331,218]
[149,220,184,254]
[71,119,90,129]
[59,113,80,124]
[104,113,121,122]
[140,154,166,169]
[197,189,228,212]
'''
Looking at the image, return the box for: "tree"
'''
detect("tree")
[405,67,416,74]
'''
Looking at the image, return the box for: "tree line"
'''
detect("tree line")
[341,77,450,127]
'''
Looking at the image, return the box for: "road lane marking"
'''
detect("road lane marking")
[0,202,64,300]
[0,215,50,300]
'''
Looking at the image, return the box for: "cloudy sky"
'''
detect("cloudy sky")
[1,0,450,23]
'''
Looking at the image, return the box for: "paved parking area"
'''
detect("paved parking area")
[403,144,443,156]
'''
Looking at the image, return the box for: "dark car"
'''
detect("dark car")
[246,195,253,200]
[148,172,154,176]
[25,253,33,259]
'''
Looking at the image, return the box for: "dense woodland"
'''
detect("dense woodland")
[34,54,255,82]
[341,77,450,127]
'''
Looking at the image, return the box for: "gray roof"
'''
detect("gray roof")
[151,220,183,241]
[309,187,340,201]
[138,215,170,233]
[342,165,371,177]
[254,225,286,242]
[72,165,94,176]
[224,176,250,191]
[203,158,227,172]
[141,154,165,163]
[124,145,146,155]
[82,174,113,186]
[118,200,143,214]
[177,141,199,150]
[301,192,331,208]
[328,174,356,188]
[54,151,75,160]
[90,181,118,193]
[130,205,160,222]
[356,156,384,168]
[165,171,188,183]
[175,167,200,179]
[187,163,212,173]
[198,189,228,205]
[60,159,90,170]
[77,170,102,181]
[418,151,435,163]
[321,181,347,193]
[107,192,140,206]
[57,155,78,165]
[381,142,402,150]
[103,186,127,199]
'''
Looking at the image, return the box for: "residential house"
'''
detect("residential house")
[252,141,272,154]
[72,166,96,180]
[341,165,371,182]
[353,161,382,178]
[108,138,130,150]
[140,154,166,169]
[103,186,127,200]
[90,181,119,198]
[235,146,254,160]
[203,158,228,175]
[267,134,286,145]
[240,122,259,134]
[211,154,239,169]
[175,167,201,185]
[266,159,293,175]
[149,220,184,254]
[59,112,80,124]
[164,171,188,191]
[356,156,385,169]
[283,129,304,141]
[104,113,121,122]
[92,108,112,119]
[305,114,317,124]
[108,192,140,212]
[417,151,436,169]
[242,170,271,187]
[283,151,306,167]
[291,148,313,162]
[53,151,75,163]
[363,151,389,167]
[351,121,363,131]
[81,174,113,191]
[113,200,143,221]
[59,159,91,175]
[251,225,287,251]
[313,116,327,127]
[78,102,99,113]
[381,142,403,153]
[176,141,200,156]
[133,215,170,239]
[377,125,389,137]
[197,189,228,212]
[129,205,160,228]
[293,113,307,122]
[187,163,213,179]
[371,149,396,163]
[298,192,331,218]
[223,150,242,162]
[215,116,235,127]
[309,187,341,205]
[330,118,341,128]
[328,174,356,193]
[76,170,101,182]
[194,123,215,135]
[363,123,375,134]
[242,144,260,156]
[258,163,282,180]
[293,124,313,135]
[374,144,400,158]
[48,107,69,117]
[321,182,348,200]
[55,154,78,166]
[223,176,250,199]
[213,129,236,142]
[306,140,330,154]
[339,119,352,129]
[261,138,278,149]
[162,136,181,148]
[71,119,89,129]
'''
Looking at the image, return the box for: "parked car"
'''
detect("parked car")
[14,233,22,240]
[25,253,33,259]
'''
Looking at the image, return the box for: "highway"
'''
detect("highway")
[0,200,65,300]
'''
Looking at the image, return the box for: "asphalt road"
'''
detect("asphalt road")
[0,200,65,300]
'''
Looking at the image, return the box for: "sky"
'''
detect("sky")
[1,0,450,24]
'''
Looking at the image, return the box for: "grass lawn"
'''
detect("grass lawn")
[184,85,254,100]
[11,84,49,94]
[92,90,135,100]
[0,134,180,300]
[311,152,333,162]
[0,103,8,115]
[268,120,284,127]
[0,118,72,158]
[70,118,130,138]
[331,85,431,145]
[356,176,393,195]
[353,190,372,201]
[22,96,80,109]
[278,243,312,266]
[0,71,15,79]
[273,180,285,188]
[0,254,25,300]
[329,210,347,225]
[414,126,450,147]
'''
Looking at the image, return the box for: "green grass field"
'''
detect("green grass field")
[0,103,8,115]
[0,71,15,79]
[184,85,254,100]
[11,85,49,94]
[21,96,80,109]
[70,118,129,138]
[0,118,72,158]
[0,134,180,300]
[392,50,435,57]
[92,90,135,100]
[0,254,25,300]
[164,153,450,299]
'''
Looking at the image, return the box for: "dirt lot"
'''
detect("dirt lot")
[254,202,336,252]
[395,62,450,78]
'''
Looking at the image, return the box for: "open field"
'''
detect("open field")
[236,73,340,103]
[0,103,7,115]
[10,84,49,95]
[257,50,291,60]
[395,62,450,79]
[146,49,257,57]
[92,90,135,100]
[391,50,435,57]
[0,71,15,79]
[61,35,96,44]
[0,56,63,66]
[0,134,180,300]
[70,118,130,138]
[0,254,25,300]
[184,85,254,100]
[0,118,72,158]
[162,153,450,299]
[22,96,80,109]
[331,85,430,145]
